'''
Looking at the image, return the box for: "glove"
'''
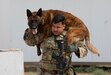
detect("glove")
[75,47,88,58]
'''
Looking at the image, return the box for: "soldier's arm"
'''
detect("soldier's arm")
[23,28,37,46]
[65,43,78,52]
[68,41,88,58]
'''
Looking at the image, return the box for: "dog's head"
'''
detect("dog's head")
[26,8,44,34]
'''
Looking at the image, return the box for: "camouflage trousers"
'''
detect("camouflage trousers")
[37,66,76,75]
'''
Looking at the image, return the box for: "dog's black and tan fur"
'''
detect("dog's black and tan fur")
[23,8,100,56]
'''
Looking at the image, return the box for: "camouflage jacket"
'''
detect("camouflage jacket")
[23,29,88,70]
[39,31,73,71]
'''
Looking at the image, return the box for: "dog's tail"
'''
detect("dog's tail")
[85,28,100,56]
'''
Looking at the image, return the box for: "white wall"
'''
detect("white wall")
[0,0,111,62]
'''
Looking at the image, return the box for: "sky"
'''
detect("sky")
[0,0,111,62]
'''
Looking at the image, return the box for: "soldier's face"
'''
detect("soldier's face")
[52,22,65,36]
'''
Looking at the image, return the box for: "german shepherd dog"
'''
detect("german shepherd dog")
[24,8,100,56]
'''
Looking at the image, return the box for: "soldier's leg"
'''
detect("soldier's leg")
[37,67,42,75]
[37,67,57,75]
[66,67,76,75]
[43,71,58,75]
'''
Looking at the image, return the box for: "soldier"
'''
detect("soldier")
[37,14,88,75]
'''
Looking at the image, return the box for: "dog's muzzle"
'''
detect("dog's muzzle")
[28,22,38,34]
[29,22,38,29]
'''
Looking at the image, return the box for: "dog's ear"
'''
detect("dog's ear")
[27,9,32,18]
[37,8,42,17]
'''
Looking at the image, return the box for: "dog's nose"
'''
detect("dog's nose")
[31,22,38,29]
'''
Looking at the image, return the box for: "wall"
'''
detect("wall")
[0,0,111,62]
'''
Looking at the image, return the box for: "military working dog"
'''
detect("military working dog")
[23,8,100,56]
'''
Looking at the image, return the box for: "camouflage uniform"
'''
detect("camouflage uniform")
[37,31,88,75]
[37,33,73,75]
[23,29,88,75]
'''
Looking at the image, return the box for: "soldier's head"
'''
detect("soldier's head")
[52,14,66,36]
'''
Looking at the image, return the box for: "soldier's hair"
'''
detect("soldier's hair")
[52,14,66,24]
